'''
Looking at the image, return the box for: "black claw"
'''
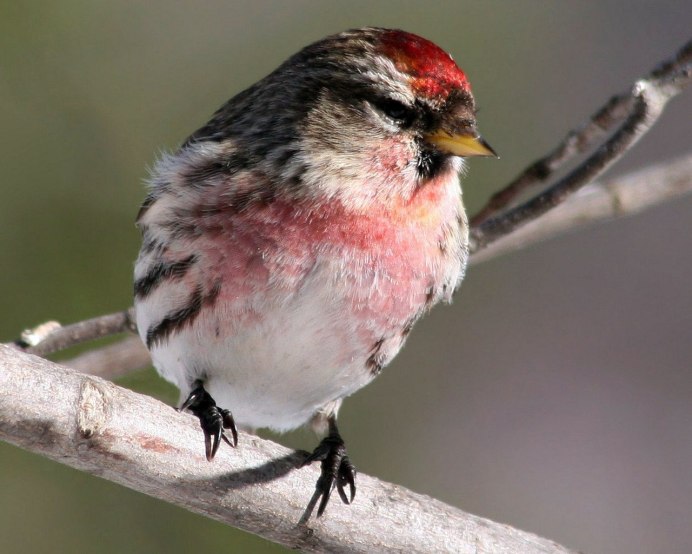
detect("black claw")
[337,456,356,504]
[300,418,357,522]
[220,408,239,447]
[179,382,237,461]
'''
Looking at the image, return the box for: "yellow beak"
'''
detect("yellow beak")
[425,131,498,158]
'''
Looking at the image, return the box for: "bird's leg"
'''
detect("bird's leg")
[179,379,238,461]
[300,415,356,522]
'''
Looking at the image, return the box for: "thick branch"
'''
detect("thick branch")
[0,345,575,554]
[1,37,690,554]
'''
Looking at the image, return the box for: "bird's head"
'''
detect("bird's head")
[188,27,496,211]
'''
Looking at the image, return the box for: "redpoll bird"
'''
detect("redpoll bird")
[134,27,496,519]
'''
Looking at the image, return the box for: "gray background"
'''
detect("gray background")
[1,2,690,553]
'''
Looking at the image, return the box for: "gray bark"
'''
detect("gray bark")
[0,344,575,553]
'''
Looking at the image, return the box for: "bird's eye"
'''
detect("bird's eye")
[373,98,415,127]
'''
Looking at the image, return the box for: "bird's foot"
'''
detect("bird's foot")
[300,419,356,522]
[179,381,238,461]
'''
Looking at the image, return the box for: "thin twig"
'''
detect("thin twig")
[13,308,136,357]
[11,151,691,380]
[470,152,692,264]
[0,345,576,554]
[0,37,690,554]
[6,41,689,363]
[470,94,633,227]
[469,38,691,245]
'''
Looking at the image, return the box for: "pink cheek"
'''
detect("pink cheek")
[371,141,410,173]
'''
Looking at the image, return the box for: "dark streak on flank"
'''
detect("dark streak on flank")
[366,338,386,376]
[401,316,417,338]
[134,254,198,300]
[141,236,163,255]
[146,279,222,349]
[424,285,436,306]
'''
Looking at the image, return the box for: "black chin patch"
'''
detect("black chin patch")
[416,147,448,180]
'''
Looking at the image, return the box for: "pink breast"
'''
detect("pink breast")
[194,172,461,332]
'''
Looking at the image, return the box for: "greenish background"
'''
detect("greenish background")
[1,2,691,553]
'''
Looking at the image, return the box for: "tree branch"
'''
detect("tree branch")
[2,38,691,554]
[469,38,691,238]
[0,345,575,554]
[61,335,151,379]
[9,151,691,379]
[7,41,690,366]
[15,308,136,357]
[470,152,692,264]
[470,93,633,228]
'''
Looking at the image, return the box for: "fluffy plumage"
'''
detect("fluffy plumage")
[134,27,494,515]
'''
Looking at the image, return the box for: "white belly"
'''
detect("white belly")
[142,260,386,432]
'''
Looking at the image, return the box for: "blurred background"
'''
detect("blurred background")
[1,1,690,552]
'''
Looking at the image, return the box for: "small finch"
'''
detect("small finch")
[134,27,496,519]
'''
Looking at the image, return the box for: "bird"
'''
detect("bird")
[134,27,496,520]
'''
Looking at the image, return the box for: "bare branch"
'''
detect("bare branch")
[8,42,689,366]
[469,38,691,251]
[470,94,633,227]
[14,308,136,357]
[61,335,151,379]
[5,152,691,380]
[470,152,692,265]
[1,37,690,553]
[6,42,689,366]
[0,345,575,554]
